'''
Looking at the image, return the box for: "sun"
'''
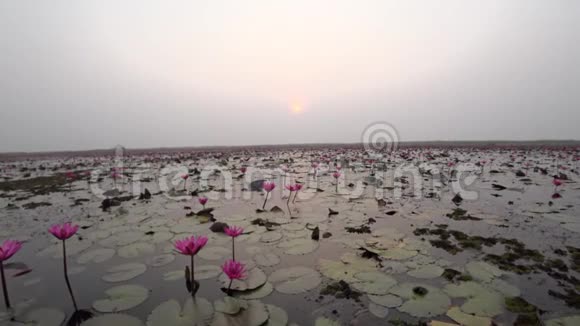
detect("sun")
[290,104,304,114]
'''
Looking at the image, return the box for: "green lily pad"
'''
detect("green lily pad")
[278,239,319,255]
[118,242,156,258]
[199,247,231,260]
[368,294,403,308]
[93,284,150,312]
[444,282,504,317]
[147,297,214,326]
[446,306,492,326]
[24,308,66,326]
[269,266,321,294]
[219,267,267,291]
[465,261,502,283]
[77,248,115,264]
[147,254,176,267]
[389,283,451,318]
[211,300,269,326]
[233,282,274,300]
[352,272,397,295]
[254,253,280,267]
[489,279,520,297]
[380,248,418,260]
[265,304,288,326]
[83,314,144,326]
[318,255,378,282]
[372,228,405,240]
[260,232,283,243]
[102,263,147,283]
[369,303,389,318]
[407,265,444,279]
[214,297,248,315]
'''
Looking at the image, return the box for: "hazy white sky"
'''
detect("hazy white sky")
[1,0,579,152]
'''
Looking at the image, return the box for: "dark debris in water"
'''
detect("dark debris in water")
[445,208,481,221]
[320,280,362,302]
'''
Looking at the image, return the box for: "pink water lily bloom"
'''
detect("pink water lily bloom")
[285,184,296,192]
[49,223,79,240]
[182,174,189,180]
[263,181,276,192]
[332,172,341,179]
[0,240,22,262]
[553,178,563,187]
[222,259,246,280]
[224,226,244,238]
[294,184,303,191]
[198,197,208,206]
[174,235,208,256]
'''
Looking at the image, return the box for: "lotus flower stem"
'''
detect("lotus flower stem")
[262,192,269,210]
[190,255,195,299]
[227,279,233,295]
[231,238,236,261]
[62,240,79,312]
[0,262,10,309]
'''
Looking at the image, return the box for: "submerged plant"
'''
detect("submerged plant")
[262,181,276,210]
[0,240,22,310]
[174,235,208,298]
[49,223,93,325]
[224,226,243,261]
[221,259,246,296]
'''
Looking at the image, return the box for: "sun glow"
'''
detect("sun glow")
[290,104,304,114]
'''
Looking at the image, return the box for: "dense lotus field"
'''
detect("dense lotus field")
[0,145,579,326]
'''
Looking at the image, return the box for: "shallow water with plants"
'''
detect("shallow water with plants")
[0,145,579,326]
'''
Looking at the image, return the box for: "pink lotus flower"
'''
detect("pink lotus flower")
[240,167,247,174]
[224,226,243,238]
[261,182,275,210]
[198,196,208,209]
[174,235,208,298]
[174,235,208,256]
[285,184,297,192]
[222,259,246,281]
[0,240,22,309]
[0,240,21,262]
[263,181,276,192]
[294,184,303,191]
[332,172,341,179]
[553,178,563,187]
[49,223,79,240]
[182,174,189,180]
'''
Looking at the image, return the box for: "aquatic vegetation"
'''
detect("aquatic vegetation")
[1,146,579,324]
[0,240,22,309]
[197,196,208,210]
[224,226,243,261]
[221,259,247,295]
[174,235,208,298]
[261,181,276,210]
[49,222,94,325]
